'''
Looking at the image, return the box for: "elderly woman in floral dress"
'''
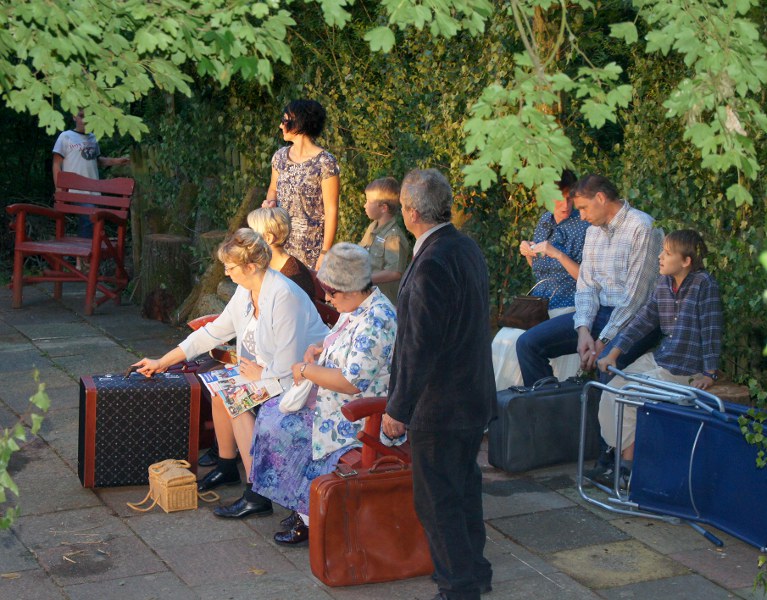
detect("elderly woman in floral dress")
[242,243,398,544]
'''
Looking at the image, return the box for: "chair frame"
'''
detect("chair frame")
[7,172,135,315]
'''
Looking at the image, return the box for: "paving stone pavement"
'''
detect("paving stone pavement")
[0,283,763,599]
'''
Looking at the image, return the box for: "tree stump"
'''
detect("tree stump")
[197,229,227,265]
[140,233,193,315]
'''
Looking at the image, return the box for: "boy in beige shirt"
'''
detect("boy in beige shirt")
[359,177,411,305]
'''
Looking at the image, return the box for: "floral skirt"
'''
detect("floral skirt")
[249,397,348,515]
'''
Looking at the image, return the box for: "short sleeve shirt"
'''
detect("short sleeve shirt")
[530,210,591,309]
[52,130,100,180]
[359,219,411,304]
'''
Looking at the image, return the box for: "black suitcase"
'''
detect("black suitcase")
[78,371,200,488]
[488,377,601,472]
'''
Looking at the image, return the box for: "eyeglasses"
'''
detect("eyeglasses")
[223,263,242,275]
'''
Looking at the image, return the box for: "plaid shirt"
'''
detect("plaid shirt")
[573,201,662,341]
[615,270,722,375]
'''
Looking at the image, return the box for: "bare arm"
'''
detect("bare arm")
[371,270,403,284]
[532,240,580,280]
[52,154,64,190]
[263,167,279,208]
[315,174,340,269]
[98,156,130,168]
[133,346,187,377]
[292,361,359,395]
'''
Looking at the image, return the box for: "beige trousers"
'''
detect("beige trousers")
[598,352,693,448]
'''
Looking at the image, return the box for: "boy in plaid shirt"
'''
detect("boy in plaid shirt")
[592,229,722,483]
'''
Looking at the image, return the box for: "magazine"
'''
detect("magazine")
[198,365,284,418]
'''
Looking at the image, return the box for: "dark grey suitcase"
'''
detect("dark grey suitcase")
[488,377,601,472]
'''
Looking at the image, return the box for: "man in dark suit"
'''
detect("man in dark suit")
[383,169,495,600]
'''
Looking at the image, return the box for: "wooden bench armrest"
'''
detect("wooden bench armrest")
[7,203,66,222]
[341,396,388,422]
[90,210,127,226]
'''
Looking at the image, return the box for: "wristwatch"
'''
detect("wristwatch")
[702,370,719,381]
[599,336,611,345]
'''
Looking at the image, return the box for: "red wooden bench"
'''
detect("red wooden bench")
[7,172,135,316]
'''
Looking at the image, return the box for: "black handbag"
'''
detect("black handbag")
[498,279,551,330]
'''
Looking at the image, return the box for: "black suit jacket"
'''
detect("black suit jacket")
[386,224,495,432]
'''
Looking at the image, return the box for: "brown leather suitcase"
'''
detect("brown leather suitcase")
[78,371,200,488]
[309,456,433,587]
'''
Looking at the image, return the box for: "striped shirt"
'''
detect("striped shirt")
[573,201,662,341]
[615,270,721,375]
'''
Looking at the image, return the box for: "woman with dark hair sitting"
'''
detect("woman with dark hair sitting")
[239,243,397,543]
[262,99,340,270]
[492,170,589,388]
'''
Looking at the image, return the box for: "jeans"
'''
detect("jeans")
[516,306,661,386]
[410,427,492,600]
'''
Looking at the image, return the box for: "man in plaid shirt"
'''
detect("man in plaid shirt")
[517,175,663,386]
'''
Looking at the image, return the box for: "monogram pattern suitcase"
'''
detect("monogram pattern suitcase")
[488,377,601,472]
[309,456,433,586]
[78,371,200,488]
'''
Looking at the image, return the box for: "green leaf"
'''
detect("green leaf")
[364,26,396,53]
[725,184,753,207]
[609,22,638,45]
[30,413,44,435]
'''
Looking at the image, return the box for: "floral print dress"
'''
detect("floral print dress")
[272,146,340,268]
[249,288,396,514]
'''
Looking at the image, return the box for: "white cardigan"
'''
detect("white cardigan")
[179,269,328,386]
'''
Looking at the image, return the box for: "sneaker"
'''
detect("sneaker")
[586,464,631,490]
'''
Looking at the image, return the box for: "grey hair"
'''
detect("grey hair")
[400,169,453,225]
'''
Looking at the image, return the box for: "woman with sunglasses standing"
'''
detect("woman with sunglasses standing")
[262,99,340,270]
[133,229,328,516]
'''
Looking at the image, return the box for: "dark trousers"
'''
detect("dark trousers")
[517,306,661,386]
[410,427,491,600]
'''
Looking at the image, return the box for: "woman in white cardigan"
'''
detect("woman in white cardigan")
[133,229,327,516]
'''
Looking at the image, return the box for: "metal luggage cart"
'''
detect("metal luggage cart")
[577,367,767,551]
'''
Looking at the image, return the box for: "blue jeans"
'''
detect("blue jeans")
[516,306,660,386]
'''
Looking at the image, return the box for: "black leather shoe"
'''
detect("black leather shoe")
[274,522,309,545]
[430,574,492,595]
[213,495,273,519]
[197,467,241,492]
[198,446,219,467]
[280,511,302,529]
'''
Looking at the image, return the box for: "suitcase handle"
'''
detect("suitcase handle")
[369,455,407,473]
[530,376,559,390]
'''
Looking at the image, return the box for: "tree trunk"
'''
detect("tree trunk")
[140,233,193,315]
[173,186,263,324]
[197,229,227,266]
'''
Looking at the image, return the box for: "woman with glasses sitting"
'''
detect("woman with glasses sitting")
[228,243,397,543]
[492,170,590,389]
[262,99,340,271]
[133,229,328,515]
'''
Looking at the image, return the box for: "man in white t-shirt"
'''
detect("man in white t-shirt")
[52,109,129,238]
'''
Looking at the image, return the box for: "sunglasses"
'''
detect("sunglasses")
[318,280,341,297]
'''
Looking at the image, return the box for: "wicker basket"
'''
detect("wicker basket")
[128,459,208,513]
